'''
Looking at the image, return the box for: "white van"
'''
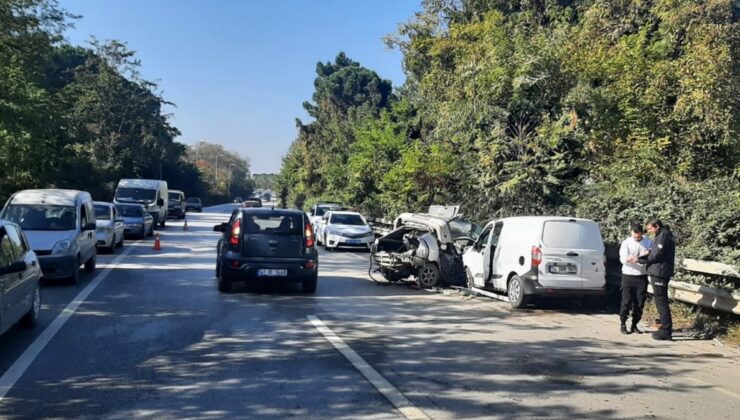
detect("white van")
[114,179,168,227]
[463,216,606,308]
[1,189,97,282]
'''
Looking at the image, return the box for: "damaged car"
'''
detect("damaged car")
[370,206,480,288]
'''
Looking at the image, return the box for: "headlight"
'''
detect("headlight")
[51,240,72,255]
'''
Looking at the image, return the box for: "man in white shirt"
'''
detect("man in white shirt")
[619,224,653,334]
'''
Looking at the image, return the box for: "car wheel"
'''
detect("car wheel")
[302,275,318,293]
[116,234,124,248]
[84,254,96,273]
[217,267,233,293]
[465,268,475,289]
[20,286,41,328]
[148,225,154,237]
[508,275,529,309]
[417,263,440,289]
[381,268,402,282]
[69,257,81,284]
[161,220,166,228]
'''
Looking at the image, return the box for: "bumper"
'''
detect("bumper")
[326,234,374,249]
[168,207,184,218]
[220,254,318,282]
[96,231,114,247]
[124,224,145,236]
[520,273,606,296]
[185,206,201,212]
[38,254,77,279]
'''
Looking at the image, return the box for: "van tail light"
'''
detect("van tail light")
[230,219,241,246]
[305,223,315,248]
[531,246,542,267]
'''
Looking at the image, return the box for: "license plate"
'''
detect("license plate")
[549,264,577,274]
[257,269,287,277]
[346,239,362,244]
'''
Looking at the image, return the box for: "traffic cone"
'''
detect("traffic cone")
[183,218,189,231]
[152,233,162,251]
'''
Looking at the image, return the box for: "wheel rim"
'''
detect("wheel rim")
[32,288,40,318]
[419,266,437,287]
[509,279,521,303]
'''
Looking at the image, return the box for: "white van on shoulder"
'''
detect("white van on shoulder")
[463,216,606,308]
[1,189,97,282]
[114,179,168,227]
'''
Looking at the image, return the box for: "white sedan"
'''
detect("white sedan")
[319,211,375,250]
[93,202,125,253]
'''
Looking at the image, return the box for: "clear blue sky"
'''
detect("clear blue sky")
[61,0,421,173]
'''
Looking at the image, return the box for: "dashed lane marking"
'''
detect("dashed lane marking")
[308,315,429,420]
[0,245,135,402]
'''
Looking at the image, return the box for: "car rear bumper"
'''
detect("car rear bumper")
[521,273,606,296]
[38,254,77,279]
[220,254,318,282]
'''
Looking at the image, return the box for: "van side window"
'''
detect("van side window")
[80,205,88,227]
[490,223,504,247]
[477,227,491,247]
[0,230,16,267]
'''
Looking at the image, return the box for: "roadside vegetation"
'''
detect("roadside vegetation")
[277,0,739,266]
[0,0,252,205]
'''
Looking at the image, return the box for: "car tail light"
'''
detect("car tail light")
[304,260,316,269]
[531,246,542,267]
[305,223,315,248]
[230,219,241,246]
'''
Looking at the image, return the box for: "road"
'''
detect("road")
[0,204,738,419]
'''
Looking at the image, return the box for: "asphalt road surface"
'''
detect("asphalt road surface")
[0,204,738,419]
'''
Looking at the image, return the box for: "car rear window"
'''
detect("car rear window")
[244,214,303,235]
[542,220,603,250]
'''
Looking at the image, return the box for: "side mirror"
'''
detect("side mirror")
[84,222,96,231]
[157,199,164,206]
[213,223,228,232]
[0,261,27,276]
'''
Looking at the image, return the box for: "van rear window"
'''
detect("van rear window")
[542,221,603,250]
[244,214,303,235]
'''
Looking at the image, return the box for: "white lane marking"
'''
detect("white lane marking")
[308,315,429,420]
[0,245,135,401]
[686,377,740,401]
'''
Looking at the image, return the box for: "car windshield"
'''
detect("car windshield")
[315,205,341,216]
[330,214,365,226]
[116,187,156,203]
[94,205,111,220]
[3,204,77,231]
[168,192,181,200]
[116,205,144,217]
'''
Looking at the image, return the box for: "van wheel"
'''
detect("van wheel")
[117,235,124,248]
[84,254,96,273]
[70,258,80,284]
[417,263,440,289]
[21,286,40,327]
[465,268,475,289]
[302,275,318,293]
[508,275,529,308]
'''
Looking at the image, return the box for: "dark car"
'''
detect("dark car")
[214,208,318,293]
[184,197,202,212]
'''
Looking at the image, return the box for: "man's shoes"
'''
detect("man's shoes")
[630,324,643,334]
[651,330,672,341]
[620,323,630,335]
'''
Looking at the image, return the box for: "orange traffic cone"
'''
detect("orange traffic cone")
[152,233,162,251]
[183,218,189,231]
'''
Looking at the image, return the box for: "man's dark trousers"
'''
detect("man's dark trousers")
[650,276,673,333]
[620,274,648,326]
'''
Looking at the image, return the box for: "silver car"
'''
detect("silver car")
[115,203,154,239]
[0,219,41,336]
[94,202,125,253]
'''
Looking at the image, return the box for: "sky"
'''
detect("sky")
[61,0,421,174]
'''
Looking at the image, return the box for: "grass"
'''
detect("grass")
[642,298,740,346]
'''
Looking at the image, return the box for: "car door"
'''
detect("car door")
[6,225,37,321]
[112,206,124,240]
[464,224,491,288]
[0,229,22,329]
[79,202,94,262]
[487,222,506,290]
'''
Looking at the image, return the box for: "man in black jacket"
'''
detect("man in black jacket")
[639,218,676,341]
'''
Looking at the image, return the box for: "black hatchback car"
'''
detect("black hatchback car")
[214,208,319,293]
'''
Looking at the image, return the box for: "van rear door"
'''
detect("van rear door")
[241,213,304,259]
[539,220,605,289]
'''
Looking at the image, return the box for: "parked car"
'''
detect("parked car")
[317,211,374,250]
[463,216,606,308]
[371,206,479,288]
[1,189,97,283]
[0,219,42,336]
[93,202,125,253]
[116,203,154,238]
[233,196,243,203]
[167,190,186,219]
[242,198,262,208]
[307,202,343,234]
[214,208,318,293]
[114,179,168,227]
[185,197,202,212]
